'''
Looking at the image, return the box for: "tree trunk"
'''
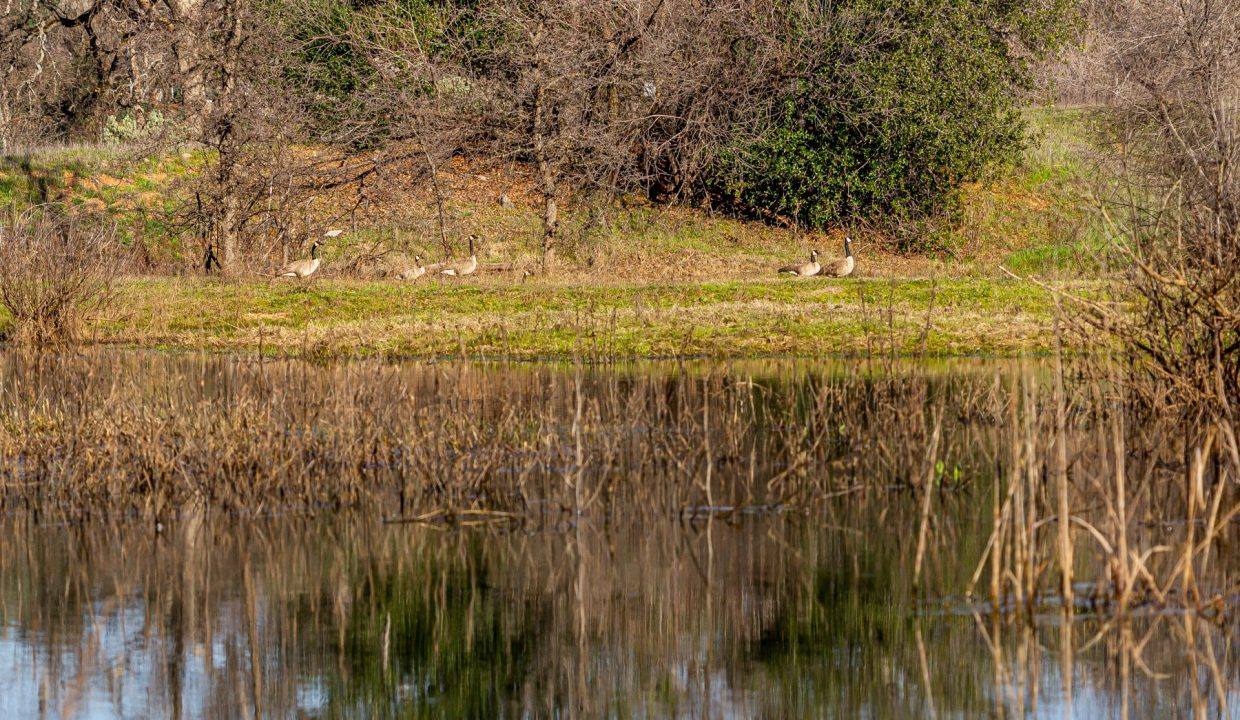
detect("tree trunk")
[0,91,10,154]
[530,22,557,271]
[539,162,558,270]
[215,144,240,271]
[205,0,246,272]
[219,189,240,272]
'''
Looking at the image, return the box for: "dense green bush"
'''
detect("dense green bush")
[713,0,1075,246]
[278,0,380,139]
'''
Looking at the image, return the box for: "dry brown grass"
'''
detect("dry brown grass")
[0,350,1234,615]
[0,352,995,520]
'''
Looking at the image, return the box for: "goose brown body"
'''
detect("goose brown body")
[778,250,820,277]
[397,256,426,280]
[441,235,479,277]
[819,237,854,278]
[440,255,477,277]
[275,241,322,279]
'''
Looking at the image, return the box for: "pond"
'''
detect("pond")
[0,352,1234,718]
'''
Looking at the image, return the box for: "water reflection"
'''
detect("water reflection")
[1,515,1233,719]
[1,352,1235,718]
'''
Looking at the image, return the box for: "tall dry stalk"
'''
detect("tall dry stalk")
[1108,378,1131,611]
[912,414,942,593]
[1053,313,1073,607]
[1082,0,1238,415]
[1044,3,1240,619]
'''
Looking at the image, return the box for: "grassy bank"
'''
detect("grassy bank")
[86,274,1070,359]
[2,108,1106,359]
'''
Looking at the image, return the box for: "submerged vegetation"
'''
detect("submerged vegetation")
[0,349,1233,717]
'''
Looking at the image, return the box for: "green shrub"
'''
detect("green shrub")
[102,109,167,145]
[713,0,1075,247]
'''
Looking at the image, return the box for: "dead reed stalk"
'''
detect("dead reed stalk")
[912,413,942,593]
[1053,313,1073,607]
[0,351,1234,611]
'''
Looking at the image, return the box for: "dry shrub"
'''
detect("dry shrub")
[1081,0,1239,414]
[0,206,117,344]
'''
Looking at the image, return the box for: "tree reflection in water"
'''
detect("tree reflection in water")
[0,515,1233,719]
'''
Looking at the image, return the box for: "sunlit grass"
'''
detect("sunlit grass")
[60,274,1083,359]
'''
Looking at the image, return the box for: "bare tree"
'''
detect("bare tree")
[173,0,389,272]
[1075,0,1238,415]
[313,0,480,256]
[436,0,788,268]
[0,0,183,147]
[165,0,210,132]
[470,0,643,269]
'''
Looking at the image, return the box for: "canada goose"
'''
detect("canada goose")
[275,240,322,280]
[778,249,820,277]
[396,255,426,281]
[819,236,855,278]
[440,235,478,277]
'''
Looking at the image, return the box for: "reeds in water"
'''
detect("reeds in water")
[0,350,1234,613]
[0,352,998,521]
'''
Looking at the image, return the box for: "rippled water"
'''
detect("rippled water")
[0,354,1235,718]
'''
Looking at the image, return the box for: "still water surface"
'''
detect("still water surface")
[0,355,1234,718]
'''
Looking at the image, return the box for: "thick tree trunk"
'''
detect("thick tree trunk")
[214,143,241,271]
[195,0,246,272]
[219,187,240,271]
[539,166,558,269]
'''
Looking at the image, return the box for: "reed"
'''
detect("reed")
[0,350,1235,612]
[964,356,1239,617]
[0,352,1004,522]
